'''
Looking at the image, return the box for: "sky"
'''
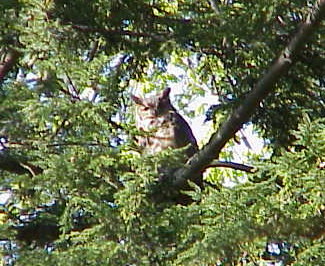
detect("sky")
[166,63,264,162]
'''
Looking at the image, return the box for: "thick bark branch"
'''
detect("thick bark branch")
[174,0,325,188]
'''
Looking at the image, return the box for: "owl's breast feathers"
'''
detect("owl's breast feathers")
[136,109,198,157]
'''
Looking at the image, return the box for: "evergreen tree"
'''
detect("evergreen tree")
[1,0,325,264]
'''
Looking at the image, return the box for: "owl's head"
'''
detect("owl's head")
[131,88,172,117]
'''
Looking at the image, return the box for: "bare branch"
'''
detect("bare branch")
[209,0,220,15]
[87,40,99,62]
[205,160,256,173]
[174,0,325,188]
[0,151,42,176]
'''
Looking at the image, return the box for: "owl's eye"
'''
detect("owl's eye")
[142,106,149,111]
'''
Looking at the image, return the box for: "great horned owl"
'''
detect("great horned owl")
[131,88,202,203]
[131,87,198,158]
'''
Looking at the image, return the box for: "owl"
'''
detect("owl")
[131,88,202,204]
[131,87,198,158]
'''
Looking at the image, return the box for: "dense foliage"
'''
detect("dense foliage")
[1,0,325,265]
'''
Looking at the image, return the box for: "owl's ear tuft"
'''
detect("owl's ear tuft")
[161,87,171,99]
[131,94,143,105]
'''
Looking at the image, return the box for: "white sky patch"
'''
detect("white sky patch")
[233,125,265,160]
[186,94,220,142]
[166,64,184,78]
[0,191,12,205]
[167,82,264,158]
[80,87,100,102]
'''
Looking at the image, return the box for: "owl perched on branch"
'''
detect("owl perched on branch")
[131,87,198,158]
[131,88,202,203]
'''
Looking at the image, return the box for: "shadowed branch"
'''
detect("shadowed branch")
[174,0,325,188]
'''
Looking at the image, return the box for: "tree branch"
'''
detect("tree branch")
[205,160,256,173]
[0,151,42,176]
[0,48,21,83]
[174,0,325,188]
[209,0,220,15]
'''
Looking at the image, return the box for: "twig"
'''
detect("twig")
[71,24,168,42]
[209,0,220,15]
[87,40,99,62]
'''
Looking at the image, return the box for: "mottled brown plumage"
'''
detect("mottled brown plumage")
[131,87,198,158]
